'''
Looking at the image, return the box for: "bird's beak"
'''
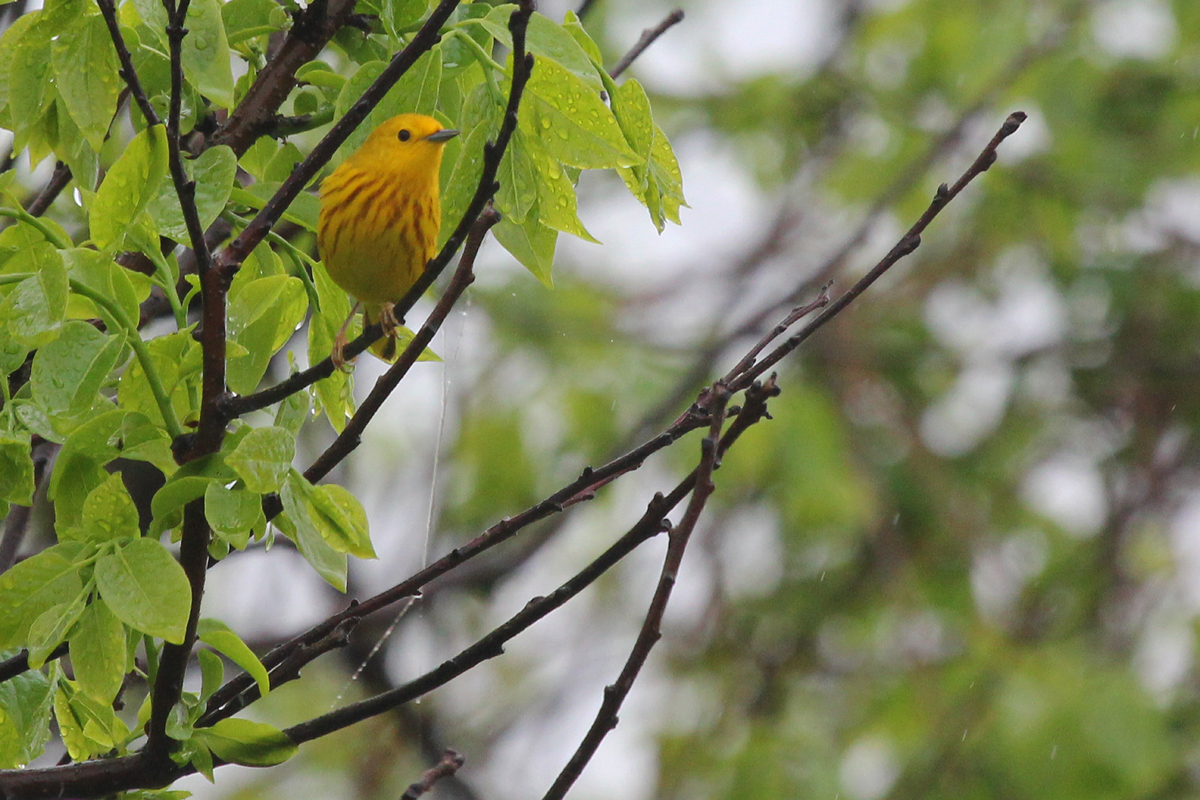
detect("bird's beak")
[425,129,460,142]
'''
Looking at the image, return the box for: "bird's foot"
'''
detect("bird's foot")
[379,302,399,337]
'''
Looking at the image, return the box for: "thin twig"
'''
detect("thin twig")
[210,0,360,156]
[96,0,161,127]
[610,9,684,79]
[731,111,1027,391]
[25,164,72,218]
[722,283,831,382]
[202,416,709,723]
[625,21,1071,443]
[401,750,466,800]
[541,380,738,800]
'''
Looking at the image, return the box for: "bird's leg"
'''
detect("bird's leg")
[378,301,399,337]
[331,301,361,372]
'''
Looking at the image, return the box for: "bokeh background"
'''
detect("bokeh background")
[13,0,1200,796]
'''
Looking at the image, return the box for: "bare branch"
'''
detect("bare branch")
[541,380,737,800]
[610,9,684,78]
[96,0,161,127]
[401,750,466,800]
[730,111,1027,390]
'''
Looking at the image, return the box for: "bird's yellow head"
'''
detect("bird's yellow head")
[349,113,459,175]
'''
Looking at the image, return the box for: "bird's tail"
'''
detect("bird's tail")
[362,304,398,362]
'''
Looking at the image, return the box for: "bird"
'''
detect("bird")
[317,113,459,369]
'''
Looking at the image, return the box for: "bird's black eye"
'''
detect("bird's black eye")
[397,129,411,142]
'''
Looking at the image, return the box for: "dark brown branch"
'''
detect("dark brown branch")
[25,163,72,218]
[210,0,360,156]
[401,750,466,800]
[0,643,67,684]
[303,207,500,483]
[730,111,1027,391]
[202,414,710,723]
[143,503,211,762]
[280,374,774,749]
[222,0,536,419]
[541,381,736,800]
[142,0,223,763]
[281,485,681,745]
[96,0,162,127]
[722,283,830,382]
[610,9,684,79]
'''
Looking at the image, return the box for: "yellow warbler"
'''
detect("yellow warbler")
[317,113,459,367]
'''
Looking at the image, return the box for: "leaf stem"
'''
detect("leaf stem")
[68,280,185,440]
[0,208,72,249]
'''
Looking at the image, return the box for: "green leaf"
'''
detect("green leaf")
[439,111,496,248]
[0,255,68,348]
[284,470,374,559]
[204,482,264,549]
[197,618,270,697]
[132,0,235,108]
[90,124,170,252]
[149,453,235,538]
[495,127,539,224]
[1,241,68,343]
[231,184,322,232]
[226,275,307,395]
[47,410,126,527]
[117,329,202,430]
[31,320,124,417]
[379,0,428,39]
[115,412,178,476]
[194,718,297,767]
[222,0,288,45]
[0,541,86,650]
[198,648,224,704]
[51,13,122,151]
[518,57,641,170]
[0,434,35,505]
[483,8,601,88]
[54,681,128,760]
[0,12,41,124]
[148,145,238,242]
[561,10,603,65]
[280,471,347,590]
[308,263,354,433]
[608,77,685,230]
[95,538,191,643]
[74,472,141,544]
[64,247,148,335]
[0,667,56,769]
[237,136,280,182]
[53,99,101,192]
[226,425,295,493]
[69,600,127,703]
[26,593,87,668]
[527,142,598,242]
[274,387,312,437]
[7,19,55,151]
[494,210,557,286]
